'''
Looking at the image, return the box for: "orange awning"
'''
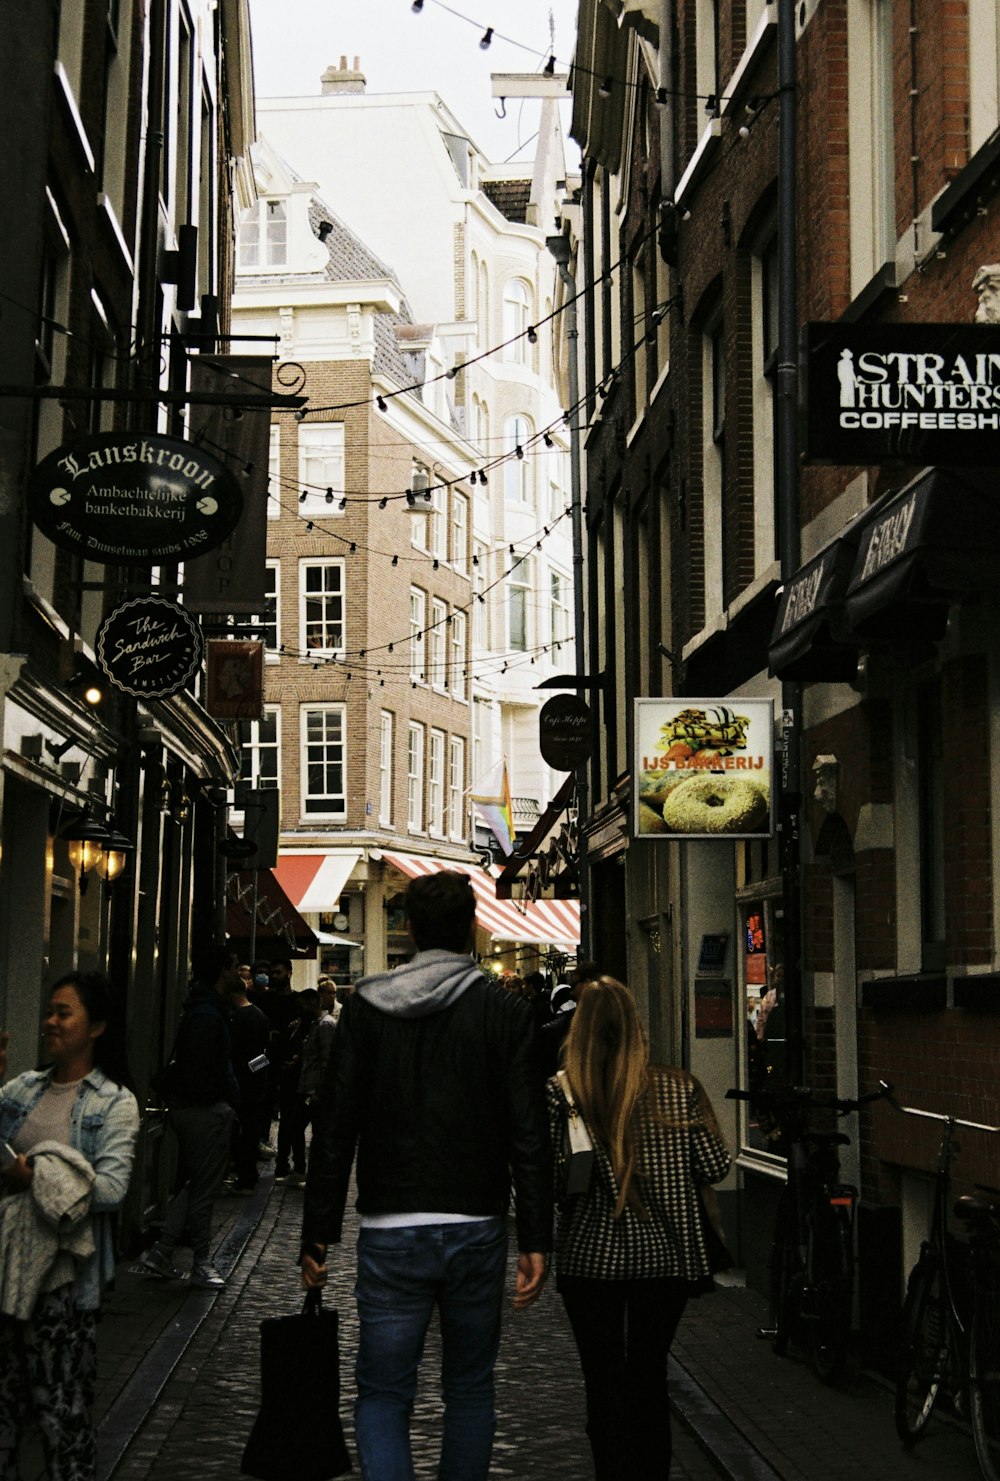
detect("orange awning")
[378,850,580,948]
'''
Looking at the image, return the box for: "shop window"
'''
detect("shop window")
[737,876,786,1157]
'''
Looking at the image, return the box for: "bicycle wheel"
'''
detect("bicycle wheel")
[807,1204,853,1384]
[970,1265,1000,1481]
[895,1252,950,1443]
[769,1188,804,1357]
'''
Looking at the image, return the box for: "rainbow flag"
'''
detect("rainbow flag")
[469,759,516,856]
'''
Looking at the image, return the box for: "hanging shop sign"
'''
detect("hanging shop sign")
[28,432,243,564]
[96,596,204,699]
[801,322,1000,466]
[633,697,774,840]
[204,640,265,721]
[538,695,593,771]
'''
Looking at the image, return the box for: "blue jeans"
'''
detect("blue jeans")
[354,1218,508,1481]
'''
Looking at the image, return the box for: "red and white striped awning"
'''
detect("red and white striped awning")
[272,850,362,914]
[378,850,580,948]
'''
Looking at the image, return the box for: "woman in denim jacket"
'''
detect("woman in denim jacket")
[0,971,139,1481]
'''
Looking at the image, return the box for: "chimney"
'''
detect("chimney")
[320,56,366,95]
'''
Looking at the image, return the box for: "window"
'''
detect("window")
[917,681,946,971]
[752,236,779,574]
[503,279,532,362]
[302,706,346,816]
[298,424,345,519]
[260,560,280,657]
[267,425,281,519]
[430,598,447,689]
[407,722,425,831]
[379,711,394,825]
[695,0,719,115]
[448,736,466,840]
[235,706,280,809]
[970,0,1000,151]
[473,543,489,649]
[451,492,468,574]
[451,610,467,699]
[632,254,648,409]
[300,560,344,656]
[238,198,288,270]
[504,415,532,505]
[174,10,193,223]
[478,260,490,345]
[551,570,571,648]
[97,0,132,221]
[701,318,725,616]
[410,587,427,682]
[428,483,447,560]
[410,463,429,551]
[429,729,446,835]
[508,558,531,652]
[847,0,895,298]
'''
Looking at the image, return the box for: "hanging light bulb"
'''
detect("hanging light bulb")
[544,54,556,76]
[378,497,388,509]
[599,77,613,98]
[411,0,424,11]
[479,26,493,49]
[325,489,334,504]
[526,325,538,344]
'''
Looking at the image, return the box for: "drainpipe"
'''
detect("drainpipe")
[776,0,804,1085]
[547,232,592,958]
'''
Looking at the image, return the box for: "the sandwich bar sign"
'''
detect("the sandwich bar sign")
[28,432,243,563]
[801,323,1000,465]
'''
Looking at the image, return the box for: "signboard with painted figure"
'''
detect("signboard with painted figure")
[28,432,243,563]
[634,697,774,839]
[97,597,204,699]
[801,322,1000,465]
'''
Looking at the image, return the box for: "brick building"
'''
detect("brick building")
[565,0,1000,1362]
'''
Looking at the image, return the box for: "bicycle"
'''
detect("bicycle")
[727,1080,892,1383]
[891,1095,1000,1481]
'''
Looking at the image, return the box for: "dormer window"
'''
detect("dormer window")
[238,199,287,269]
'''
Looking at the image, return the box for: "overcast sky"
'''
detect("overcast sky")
[247,0,580,163]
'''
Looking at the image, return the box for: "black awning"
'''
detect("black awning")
[844,468,1000,643]
[768,530,861,682]
[680,578,781,696]
[225,867,319,959]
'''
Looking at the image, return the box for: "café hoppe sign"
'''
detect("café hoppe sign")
[28,432,242,563]
[97,597,204,700]
[801,323,1000,465]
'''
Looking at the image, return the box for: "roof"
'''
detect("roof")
[482,178,532,223]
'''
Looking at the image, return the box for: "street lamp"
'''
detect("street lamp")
[59,814,112,893]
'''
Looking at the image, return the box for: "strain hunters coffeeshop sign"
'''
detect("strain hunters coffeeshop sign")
[801,322,1000,465]
[28,432,242,562]
[97,597,204,700]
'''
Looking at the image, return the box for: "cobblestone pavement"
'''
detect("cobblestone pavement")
[13,1172,989,1480]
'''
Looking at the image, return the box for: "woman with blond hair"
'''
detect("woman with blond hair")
[547,976,730,1479]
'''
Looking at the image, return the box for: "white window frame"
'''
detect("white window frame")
[407,721,425,832]
[969,0,1000,153]
[847,0,895,299]
[428,728,446,837]
[298,423,346,521]
[234,705,281,812]
[504,415,532,505]
[751,238,778,577]
[301,704,347,818]
[503,279,532,362]
[448,735,466,841]
[428,483,447,559]
[299,559,345,658]
[430,598,448,691]
[267,424,281,519]
[260,559,280,659]
[451,491,469,574]
[238,197,288,271]
[472,543,489,650]
[702,321,725,618]
[379,710,394,826]
[450,609,467,700]
[551,569,570,649]
[508,557,532,653]
[410,587,427,683]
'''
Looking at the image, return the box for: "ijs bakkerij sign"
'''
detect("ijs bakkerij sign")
[28,432,243,564]
[97,597,204,699]
[801,322,1000,465]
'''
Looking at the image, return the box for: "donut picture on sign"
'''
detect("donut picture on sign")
[633,698,774,839]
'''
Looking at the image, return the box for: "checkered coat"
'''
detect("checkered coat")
[546,1066,731,1282]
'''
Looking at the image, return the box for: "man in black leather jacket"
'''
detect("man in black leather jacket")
[301,870,552,1481]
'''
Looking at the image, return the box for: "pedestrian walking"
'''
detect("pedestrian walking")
[140,944,241,1288]
[546,975,731,1480]
[225,971,271,1192]
[300,869,552,1481]
[0,971,140,1481]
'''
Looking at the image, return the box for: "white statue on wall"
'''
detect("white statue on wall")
[973,265,1000,323]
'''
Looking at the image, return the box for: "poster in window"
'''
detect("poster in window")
[634,698,774,839]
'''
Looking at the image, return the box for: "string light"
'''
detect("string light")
[376,395,387,411]
[526,325,538,344]
[544,55,556,76]
[479,26,492,48]
[598,77,613,98]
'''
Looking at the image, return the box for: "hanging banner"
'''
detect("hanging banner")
[801,322,1000,465]
[28,433,242,563]
[184,356,274,614]
[204,640,265,720]
[96,596,204,699]
[634,698,774,839]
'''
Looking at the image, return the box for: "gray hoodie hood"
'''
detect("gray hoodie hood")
[356,949,484,1019]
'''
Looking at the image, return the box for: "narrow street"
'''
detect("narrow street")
[17,1172,983,1481]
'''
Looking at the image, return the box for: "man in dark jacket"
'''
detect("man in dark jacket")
[301,870,551,1481]
[140,944,241,1288]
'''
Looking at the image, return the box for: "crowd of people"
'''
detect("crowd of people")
[0,881,730,1481]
